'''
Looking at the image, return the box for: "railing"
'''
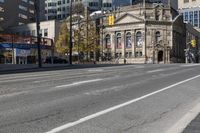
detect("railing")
[0,34,53,46]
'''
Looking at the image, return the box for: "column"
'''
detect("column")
[111,32,116,59]
[121,31,125,58]
[132,30,135,58]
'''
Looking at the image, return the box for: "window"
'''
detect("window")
[0,7,4,12]
[44,29,48,37]
[126,32,132,48]
[184,12,188,22]
[18,13,28,19]
[21,0,28,3]
[31,30,35,36]
[29,0,34,5]
[116,33,122,49]
[105,34,111,48]
[194,11,198,27]
[19,5,27,11]
[155,31,161,43]
[129,52,132,58]
[136,31,142,47]
[39,29,43,37]
[135,51,142,57]
[58,1,62,5]
[189,11,193,24]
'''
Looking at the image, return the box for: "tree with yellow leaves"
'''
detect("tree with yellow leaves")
[55,22,69,56]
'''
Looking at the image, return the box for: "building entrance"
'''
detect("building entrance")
[158,50,163,63]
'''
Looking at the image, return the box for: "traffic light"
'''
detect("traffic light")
[108,15,114,26]
[191,39,196,48]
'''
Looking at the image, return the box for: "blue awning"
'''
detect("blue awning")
[0,43,51,49]
[0,43,11,48]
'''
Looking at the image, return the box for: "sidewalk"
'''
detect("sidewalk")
[0,63,124,74]
[183,113,200,133]
[0,64,70,74]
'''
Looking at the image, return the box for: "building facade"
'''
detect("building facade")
[0,0,36,31]
[131,0,178,10]
[45,0,113,20]
[0,34,53,64]
[103,3,187,64]
[8,20,61,42]
[179,0,200,28]
[185,23,200,63]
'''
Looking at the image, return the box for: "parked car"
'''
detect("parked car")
[44,56,68,64]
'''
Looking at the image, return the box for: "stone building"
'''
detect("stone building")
[103,2,186,64]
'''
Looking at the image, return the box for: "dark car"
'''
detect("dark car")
[44,56,68,64]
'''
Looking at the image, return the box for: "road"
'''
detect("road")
[0,64,200,133]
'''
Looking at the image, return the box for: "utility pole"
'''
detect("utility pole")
[35,0,42,68]
[69,0,73,65]
[143,0,147,63]
[11,35,15,64]
[101,0,104,62]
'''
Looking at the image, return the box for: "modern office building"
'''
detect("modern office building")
[45,0,113,20]
[131,0,178,10]
[0,0,36,31]
[178,0,200,28]
[112,0,130,8]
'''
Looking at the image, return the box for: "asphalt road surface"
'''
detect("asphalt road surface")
[0,64,200,133]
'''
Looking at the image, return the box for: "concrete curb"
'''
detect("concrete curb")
[166,102,200,133]
[0,64,129,75]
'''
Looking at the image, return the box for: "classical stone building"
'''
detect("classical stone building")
[103,3,186,64]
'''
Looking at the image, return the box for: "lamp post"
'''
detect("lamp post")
[69,0,73,65]
[35,0,42,68]
[11,35,14,64]
[101,0,104,62]
[143,0,147,64]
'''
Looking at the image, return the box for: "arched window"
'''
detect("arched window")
[116,33,122,49]
[105,34,111,48]
[126,32,132,48]
[136,31,142,47]
[155,31,161,43]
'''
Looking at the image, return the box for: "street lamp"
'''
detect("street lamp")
[69,0,73,65]
[35,0,42,68]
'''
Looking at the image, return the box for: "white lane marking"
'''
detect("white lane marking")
[166,102,200,133]
[84,86,122,96]
[55,79,103,88]
[147,69,164,73]
[88,69,103,72]
[46,74,200,133]
[0,91,27,99]
[0,73,55,80]
[181,64,200,67]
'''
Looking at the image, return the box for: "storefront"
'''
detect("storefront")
[0,43,52,64]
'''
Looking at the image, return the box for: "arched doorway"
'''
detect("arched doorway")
[158,50,163,62]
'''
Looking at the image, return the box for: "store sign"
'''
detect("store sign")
[16,49,30,57]
[0,43,51,49]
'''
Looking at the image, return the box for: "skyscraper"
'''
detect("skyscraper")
[0,0,36,30]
